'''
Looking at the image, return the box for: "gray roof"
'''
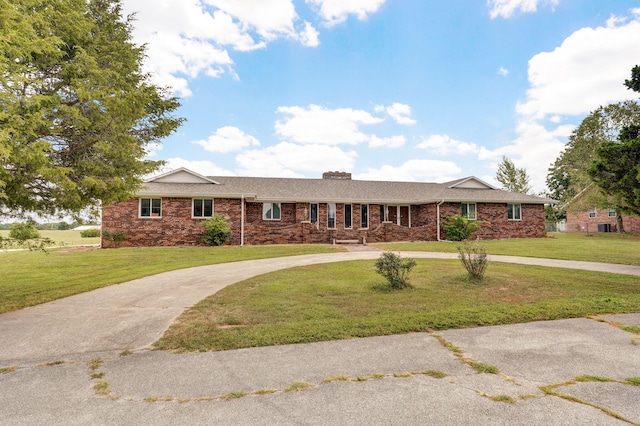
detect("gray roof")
[138,172,555,205]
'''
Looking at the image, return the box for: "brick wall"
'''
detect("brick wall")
[566,208,640,233]
[102,198,547,247]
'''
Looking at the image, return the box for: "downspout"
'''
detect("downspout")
[436,199,445,241]
[240,194,245,247]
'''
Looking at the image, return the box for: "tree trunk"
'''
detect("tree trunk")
[617,214,626,233]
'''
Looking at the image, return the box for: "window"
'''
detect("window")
[608,208,617,217]
[344,204,352,229]
[310,203,318,224]
[380,204,389,222]
[140,198,162,217]
[360,204,369,228]
[588,208,597,218]
[462,203,476,220]
[507,203,521,220]
[263,203,281,220]
[193,199,213,218]
[327,203,336,229]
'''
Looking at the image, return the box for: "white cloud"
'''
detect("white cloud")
[517,18,640,119]
[307,0,386,26]
[275,104,384,145]
[235,143,357,176]
[498,67,509,76]
[193,126,261,153]
[369,135,406,148]
[417,134,480,156]
[298,21,320,47]
[356,159,462,182]
[159,158,235,176]
[380,103,417,125]
[488,0,559,19]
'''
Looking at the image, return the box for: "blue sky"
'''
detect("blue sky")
[121,0,640,193]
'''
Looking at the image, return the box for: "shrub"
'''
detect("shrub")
[442,215,483,241]
[102,230,126,248]
[202,214,232,246]
[80,229,100,238]
[9,223,41,241]
[457,241,489,281]
[374,251,417,290]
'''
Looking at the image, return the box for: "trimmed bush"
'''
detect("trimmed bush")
[9,223,41,241]
[202,214,232,246]
[374,251,417,290]
[80,229,100,238]
[442,215,483,241]
[457,241,489,281]
[102,230,125,248]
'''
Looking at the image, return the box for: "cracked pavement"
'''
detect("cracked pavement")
[1,252,639,425]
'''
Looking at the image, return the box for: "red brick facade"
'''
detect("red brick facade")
[566,208,640,233]
[101,197,547,247]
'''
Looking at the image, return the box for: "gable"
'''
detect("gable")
[146,168,219,184]
[447,177,496,190]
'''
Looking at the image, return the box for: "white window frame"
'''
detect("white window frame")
[263,202,281,220]
[344,204,353,229]
[588,208,597,218]
[192,199,214,218]
[608,208,617,217]
[140,198,162,218]
[507,203,522,221]
[360,204,369,229]
[327,203,336,229]
[462,203,477,220]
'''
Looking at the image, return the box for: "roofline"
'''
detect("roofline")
[145,167,220,184]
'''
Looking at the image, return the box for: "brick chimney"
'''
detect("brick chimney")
[322,171,352,180]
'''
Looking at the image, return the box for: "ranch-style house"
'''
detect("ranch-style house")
[101,168,555,247]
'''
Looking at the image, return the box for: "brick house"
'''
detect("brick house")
[566,207,640,233]
[101,168,554,247]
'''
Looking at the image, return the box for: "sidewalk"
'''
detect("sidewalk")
[1,252,639,424]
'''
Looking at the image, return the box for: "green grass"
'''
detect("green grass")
[154,259,640,352]
[377,232,640,266]
[0,245,341,314]
[0,230,100,247]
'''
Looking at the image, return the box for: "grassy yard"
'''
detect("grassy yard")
[155,259,640,352]
[377,232,640,266]
[0,230,100,247]
[0,245,342,314]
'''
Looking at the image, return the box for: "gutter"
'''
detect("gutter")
[241,194,245,247]
[437,199,445,241]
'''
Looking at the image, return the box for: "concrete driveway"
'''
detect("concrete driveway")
[1,251,639,425]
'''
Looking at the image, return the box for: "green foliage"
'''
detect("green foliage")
[80,229,100,238]
[624,65,640,93]
[457,242,489,281]
[0,0,183,217]
[102,229,125,248]
[374,251,417,289]
[588,126,640,216]
[9,223,41,241]
[202,215,232,246]
[442,215,483,241]
[496,156,532,194]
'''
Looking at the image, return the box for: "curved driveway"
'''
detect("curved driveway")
[1,251,638,363]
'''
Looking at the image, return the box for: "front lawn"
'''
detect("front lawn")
[0,245,342,314]
[154,259,640,352]
[377,232,640,266]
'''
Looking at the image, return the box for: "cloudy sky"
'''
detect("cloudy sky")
[121,0,640,193]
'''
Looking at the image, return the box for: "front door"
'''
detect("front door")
[400,206,409,227]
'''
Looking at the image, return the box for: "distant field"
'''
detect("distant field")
[0,230,100,247]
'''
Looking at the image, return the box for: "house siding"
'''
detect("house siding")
[566,209,640,233]
[102,198,547,247]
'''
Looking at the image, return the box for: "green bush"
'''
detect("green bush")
[457,241,489,281]
[374,251,417,290]
[102,230,126,248]
[9,223,41,241]
[80,229,100,238]
[442,215,483,241]
[202,214,232,246]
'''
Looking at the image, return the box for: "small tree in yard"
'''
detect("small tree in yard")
[374,252,417,290]
[457,242,489,281]
[202,214,232,246]
[442,215,483,241]
[9,223,41,241]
